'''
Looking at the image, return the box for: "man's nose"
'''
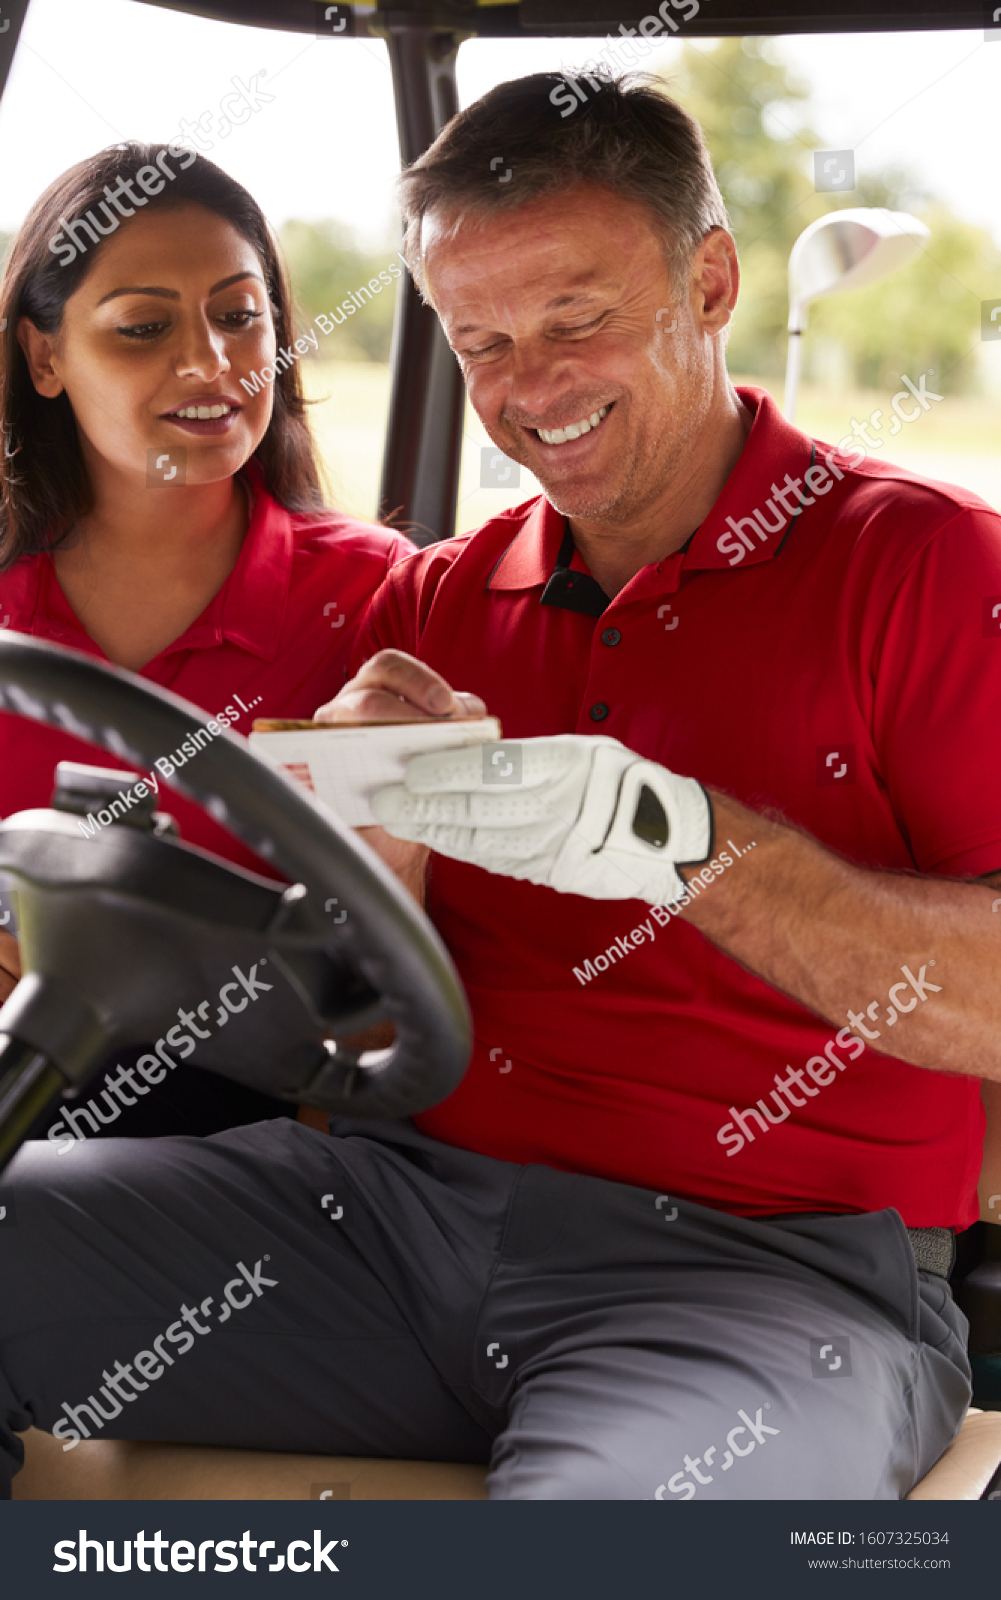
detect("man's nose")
[506,341,578,423]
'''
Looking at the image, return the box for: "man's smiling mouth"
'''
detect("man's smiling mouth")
[535,404,611,446]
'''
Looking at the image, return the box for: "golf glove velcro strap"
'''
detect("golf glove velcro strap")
[592,757,714,905]
[371,734,713,906]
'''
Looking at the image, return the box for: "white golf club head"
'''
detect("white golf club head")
[788,208,930,334]
[784,208,930,420]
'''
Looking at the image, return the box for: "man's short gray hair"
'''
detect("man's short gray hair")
[398,71,730,299]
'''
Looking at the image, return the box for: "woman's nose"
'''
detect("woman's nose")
[174,317,229,379]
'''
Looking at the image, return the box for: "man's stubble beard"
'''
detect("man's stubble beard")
[537,426,684,528]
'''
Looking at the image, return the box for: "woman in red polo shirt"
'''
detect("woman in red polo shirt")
[0,142,411,1134]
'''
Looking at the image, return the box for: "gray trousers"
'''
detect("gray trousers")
[0,1116,971,1500]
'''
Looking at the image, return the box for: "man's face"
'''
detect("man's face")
[425,185,736,525]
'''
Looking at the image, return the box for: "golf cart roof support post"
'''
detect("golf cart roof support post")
[0,0,30,106]
[380,25,466,546]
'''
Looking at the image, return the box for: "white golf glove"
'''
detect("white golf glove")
[371,735,713,905]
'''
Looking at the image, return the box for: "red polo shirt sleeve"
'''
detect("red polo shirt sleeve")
[348,537,468,674]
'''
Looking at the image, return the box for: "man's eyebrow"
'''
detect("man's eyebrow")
[544,288,603,309]
[452,287,605,338]
[96,271,264,307]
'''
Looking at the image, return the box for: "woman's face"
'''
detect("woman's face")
[20,200,277,491]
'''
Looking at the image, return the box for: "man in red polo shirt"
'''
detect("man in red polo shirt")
[318,74,1001,1491]
[0,73,998,1502]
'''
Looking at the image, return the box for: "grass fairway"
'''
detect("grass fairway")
[302,358,542,536]
[303,360,1001,531]
[301,360,391,525]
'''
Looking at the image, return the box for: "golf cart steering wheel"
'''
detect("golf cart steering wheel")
[0,634,471,1168]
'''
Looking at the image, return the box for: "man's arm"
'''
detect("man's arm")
[676,788,1001,1081]
[359,658,1001,1084]
[328,653,1001,1084]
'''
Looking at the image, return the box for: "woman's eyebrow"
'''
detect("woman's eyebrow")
[96,271,265,307]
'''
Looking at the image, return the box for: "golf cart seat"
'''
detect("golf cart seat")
[12,1408,1001,1502]
[13,1429,489,1501]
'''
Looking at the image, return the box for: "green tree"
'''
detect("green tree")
[280,218,400,363]
[805,202,1001,393]
[664,38,1001,391]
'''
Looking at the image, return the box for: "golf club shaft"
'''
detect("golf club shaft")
[784,330,803,423]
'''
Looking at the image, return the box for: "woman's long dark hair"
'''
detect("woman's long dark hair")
[0,143,326,569]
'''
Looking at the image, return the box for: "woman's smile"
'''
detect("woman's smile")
[161,394,243,436]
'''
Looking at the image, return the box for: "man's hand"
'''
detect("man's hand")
[0,928,21,1006]
[314,651,488,905]
[314,650,486,727]
[371,734,713,904]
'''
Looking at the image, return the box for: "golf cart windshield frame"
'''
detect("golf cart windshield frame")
[0,0,985,541]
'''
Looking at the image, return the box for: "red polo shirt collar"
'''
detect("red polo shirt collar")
[14,457,292,665]
[487,387,816,595]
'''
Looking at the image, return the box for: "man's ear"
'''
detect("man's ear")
[17,318,65,399]
[693,228,739,337]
